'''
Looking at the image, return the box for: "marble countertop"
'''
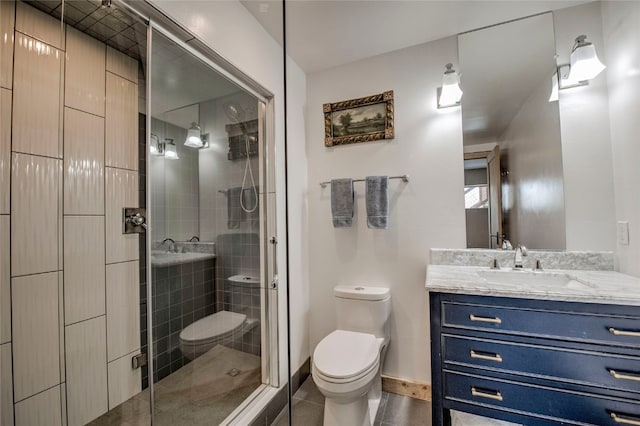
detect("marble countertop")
[426,264,640,306]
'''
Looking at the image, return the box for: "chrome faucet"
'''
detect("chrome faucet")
[513,244,527,269]
[161,238,176,252]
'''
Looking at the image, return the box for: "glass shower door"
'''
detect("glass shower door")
[147,26,273,425]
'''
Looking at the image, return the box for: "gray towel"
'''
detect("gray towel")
[366,176,389,229]
[227,187,243,229]
[331,178,354,228]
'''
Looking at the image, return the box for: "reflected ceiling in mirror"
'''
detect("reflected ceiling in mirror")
[460,13,558,145]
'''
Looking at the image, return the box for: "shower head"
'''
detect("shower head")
[223,102,248,135]
[223,102,246,123]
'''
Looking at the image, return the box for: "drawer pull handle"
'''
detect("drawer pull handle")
[609,327,640,337]
[611,413,640,425]
[469,314,502,324]
[470,350,503,363]
[471,386,503,401]
[609,369,640,382]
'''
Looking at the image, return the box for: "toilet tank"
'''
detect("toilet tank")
[334,286,391,339]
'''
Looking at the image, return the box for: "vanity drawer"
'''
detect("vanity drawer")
[442,302,640,346]
[444,371,640,425]
[443,335,640,394]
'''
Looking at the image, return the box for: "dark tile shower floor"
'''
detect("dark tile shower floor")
[274,377,433,426]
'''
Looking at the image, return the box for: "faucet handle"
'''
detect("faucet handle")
[520,245,528,256]
[533,259,543,271]
[490,258,500,270]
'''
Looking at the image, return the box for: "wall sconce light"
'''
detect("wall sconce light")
[164,139,179,160]
[150,134,164,156]
[184,122,210,149]
[568,34,606,82]
[437,63,463,108]
[185,122,203,148]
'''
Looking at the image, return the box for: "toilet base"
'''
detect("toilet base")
[322,379,383,426]
[323,394,370,426]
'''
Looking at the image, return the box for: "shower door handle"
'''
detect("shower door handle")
[270,236,278,289]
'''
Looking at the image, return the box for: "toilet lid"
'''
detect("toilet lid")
[313,330,380,380]
[179,311,246,343]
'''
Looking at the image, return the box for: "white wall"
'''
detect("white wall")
[602,1,640,277]
[554,2,616,251]
[306,36,466,383]
[498,74,565,250]
[150,0,310,383]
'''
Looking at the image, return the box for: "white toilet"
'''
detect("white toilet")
[312,285,391,426]
[179,275,260,360]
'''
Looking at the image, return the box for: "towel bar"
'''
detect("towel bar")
[319,174,409,188]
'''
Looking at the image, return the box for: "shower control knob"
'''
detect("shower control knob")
[123,208,147,234]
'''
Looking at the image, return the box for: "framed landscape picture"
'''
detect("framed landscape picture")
[323,90,394,147]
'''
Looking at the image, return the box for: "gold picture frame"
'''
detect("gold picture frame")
[323,90,394,147]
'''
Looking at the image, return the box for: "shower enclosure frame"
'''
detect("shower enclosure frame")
[118,0,283,423]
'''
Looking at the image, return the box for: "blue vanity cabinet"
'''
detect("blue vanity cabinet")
[429,292,640,425]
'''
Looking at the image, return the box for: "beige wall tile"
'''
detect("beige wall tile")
[105,73,138,170]
[64,108,105,215]
[60,383,67,426]
[15,1,63,49]
[11,153,60,276]
[65,317,108,426]
[106,46,138,83]
[12,33,62,158]
[105,167,139,264]
[106,261,139,362]
[1,343,13,426]
[58,272,65,382]
[0,216,9,344]
[65,27,105,117]
[63,216,105,325]
[107,350,141,410]
[0,1,15,90]
[14,385,62,426]
[12,272,60,401]
[0,88,11,214]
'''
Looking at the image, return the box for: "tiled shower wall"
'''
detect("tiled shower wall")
[0,3,142,425]
[151,259,216,381]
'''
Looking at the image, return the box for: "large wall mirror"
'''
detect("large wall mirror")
[459,3,618,252]
[460,12,564,250]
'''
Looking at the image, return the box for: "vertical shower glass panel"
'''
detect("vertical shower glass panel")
[148,28,268,424]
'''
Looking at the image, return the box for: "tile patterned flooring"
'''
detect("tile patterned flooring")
[274,377,432,426]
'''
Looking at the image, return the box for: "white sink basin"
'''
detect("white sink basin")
[478,269,592,289]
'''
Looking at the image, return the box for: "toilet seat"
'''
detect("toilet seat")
[179,310,246,345]
[313,330,381,383]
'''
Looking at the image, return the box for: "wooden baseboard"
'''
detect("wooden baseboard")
[382,375,431,401]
